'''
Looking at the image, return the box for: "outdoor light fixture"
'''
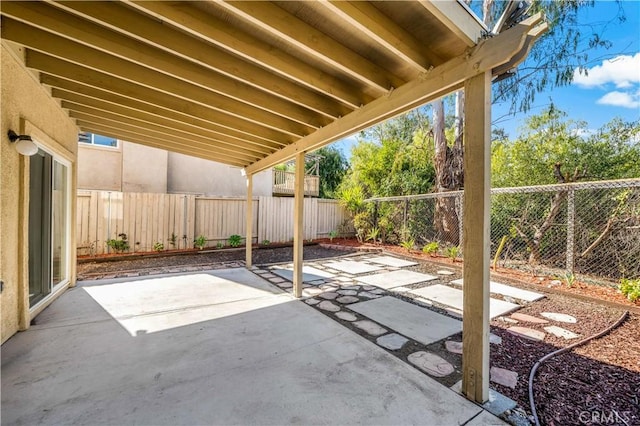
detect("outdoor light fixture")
[7,130,38,156]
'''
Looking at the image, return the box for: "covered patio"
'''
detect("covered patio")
[0,0,546,406]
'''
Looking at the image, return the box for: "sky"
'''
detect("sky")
[333,0,640,157]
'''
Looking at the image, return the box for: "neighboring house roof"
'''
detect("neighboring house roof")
[0,1,544,174]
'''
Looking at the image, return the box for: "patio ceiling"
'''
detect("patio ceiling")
[0,1,544,173]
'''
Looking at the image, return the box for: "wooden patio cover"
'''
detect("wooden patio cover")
[0,0,546,404]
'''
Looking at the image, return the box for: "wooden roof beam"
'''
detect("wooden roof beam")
[245,13,546,175]
[419,0,487,47]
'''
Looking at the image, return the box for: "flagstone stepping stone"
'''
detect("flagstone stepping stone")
[391,286,412,292]
[323,260,384,274]
[490,333,503,345]
[358,291,382,299]
[336,295,359,304]
[408,351,455,377]
[318,292,339,300]
[353,320,387,336]
[272,266,334,283]
[507,326,545,342]
[302,288,324,297]
[356,270,438,289]
[309,280,325,285]
[377,333,409,350]
[261,273,277,279]
[490,367,518,389]
[437,270,455,275]
[334,276,353,282]
[451,279,544,302]
[320,285,338,292]
[317,301,340,312]
[277,282,293,289]
[305,298,320,305]
[510,313,549,324]
[369,289,386,295]
[362,285,377,291]
[544,325,580,340]
[445,340,463,354]
[498,317,519,324]
[335,311,357,322]
[341,285,360,290]
[337,289,358,296]
[269,277,286,284]
[367,255,418,267]
[540,312,577,323]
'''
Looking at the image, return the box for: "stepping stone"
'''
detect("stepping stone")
[334,276,353,283]
[349,296,461,345]
[272,266,334,283]
[318,292,339,300]
[490,367,518,389]
[309,280,326,285]
[451,279,544,302]
[337,289,358,296]
[302,288,324,297]
[507,326,545,342]
[353,320,387,336]
[358,291,382,299]
[269,277,285,284]
[544,325,579,340]
[377,333,409,350]
[335,311,357,322]
[367,255,418,267]
[445,340,463,354]
[391,286,412,292]
[323,260,384,274]
[305,298,320,305]
[437,270,455,276]
[336,295,359,304]
[498,317,519,324]
[540,312,577,323]
[261,273,277,279]
[510,313,548,324]
[355,270,438,289]
[277,282,293,289]
[409,285,520,319]
[317,301,340,312]
[490,333,503,345]
[362,285,377,291]
[341,285,360,290]
[320,285,338,292]
[369,289,386,295]
[408,351,455,377]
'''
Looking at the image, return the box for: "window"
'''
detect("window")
[78,132,118,148]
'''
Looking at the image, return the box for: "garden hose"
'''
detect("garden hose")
[528,310,629,426]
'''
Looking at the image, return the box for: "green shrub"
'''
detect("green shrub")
[152,241,164,252]
[400,238,415,252]
[262,239,270,246]
[619,278,640,302]
[168,233,178,248]
[446,246,460,262]
[228,234,242,247]
[216,242,224,249]
[366,227,380,244]
[422,241,439,256]
[194,235,207,250]
[106,233,129,253]
[328,230,337,242]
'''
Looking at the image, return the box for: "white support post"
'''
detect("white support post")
[245,173,253,268]
[461,71,491,404]
[293,151,305,298]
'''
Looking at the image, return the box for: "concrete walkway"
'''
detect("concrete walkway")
[1,268,500,425]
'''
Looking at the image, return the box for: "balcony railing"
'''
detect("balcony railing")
[272,169,319,197]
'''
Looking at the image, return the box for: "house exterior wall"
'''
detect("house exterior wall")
[77,143,122,191]
[167,152,272,196]
[122,143,168,193]
[1,43,79,343]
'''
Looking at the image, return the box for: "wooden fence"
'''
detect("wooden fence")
[76,191,352,255]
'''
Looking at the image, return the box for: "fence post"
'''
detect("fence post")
[457,193,464,251]
[403,199,409,231]
[566,187,575,273]
[373,201,379,229]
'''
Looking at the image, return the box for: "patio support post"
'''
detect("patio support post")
[461,70,491,404]
[246,172,253,268]
[292,151,305,298]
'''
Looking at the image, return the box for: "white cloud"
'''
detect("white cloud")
[573,53,640,88]
[596,91,640,109]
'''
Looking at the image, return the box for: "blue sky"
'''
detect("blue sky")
[333,0,640,157]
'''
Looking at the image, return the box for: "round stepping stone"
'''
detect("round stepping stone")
[507,326,545,342]
[336,295,359,304]
[318,292,339,300]
[305,298,320,305]
[445,340,463,354]
[489,333,503,345]
[437,270,455,275]
[320,285,338,292]
[309,280,325,286]
[490,367,518,389]
[358,291,381,299]
[335,311,357,322]
[353,320,387,336]
[317,301,340,312]
[362,285,377,291]
[337,289,358,296]
[540,312,577,323]
[302,288,324,297]
[408,351,455,377]
[544,325,580,340]
[510,313,549,324]
[377,333,409,350]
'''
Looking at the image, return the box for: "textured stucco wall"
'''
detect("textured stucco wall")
[77,143,122,191]
[1,44,78,343]
[122,142,168,193]
[167,152,272,196]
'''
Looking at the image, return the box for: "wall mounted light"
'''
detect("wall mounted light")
[7,130,38,156]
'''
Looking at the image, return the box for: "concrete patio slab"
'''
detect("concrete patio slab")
[367,256,418,268]
[322,260,384,274]
[348,296,461,345]
[409,285,521,319]
[271,265,334,283]
[450,279,544,302]
[2,269,485,425]
[355,270,438,289]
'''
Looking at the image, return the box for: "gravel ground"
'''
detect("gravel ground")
[77,246,640,425]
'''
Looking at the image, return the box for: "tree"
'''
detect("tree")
[313,146,348,199]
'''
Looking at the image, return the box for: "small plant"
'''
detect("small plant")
[399,238,415,252]
[216,242,224,249]
[422,241,439,256]
[562,272,576,288]
[366,227,380,244]
[328,230,337,242]
[153,241,164,252]
[228,234,242,247]
[106,233,129,253]
[262,239,270,246]
[446,246,460,262]
[168,233,178,248]
[619,278,640,302]
[194,235,207,250]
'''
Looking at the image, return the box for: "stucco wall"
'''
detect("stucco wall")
[167,152,272,196]
[1,44,79,343]
[77,144,122,191]
[122,142,168,193]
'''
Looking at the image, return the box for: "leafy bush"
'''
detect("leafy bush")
[106,233,129,253]
[262,239,270,246]
[328,230,337,242]
[400,238,415,252]
[366,227,380,244]
[619,278,640,302]
[194,235,207,250]
[153,241,164,252]
[422,241,439,256]
[228,234,242,247]
[168,233,178,248]
[216,242,224,249]
[446,246,460,262]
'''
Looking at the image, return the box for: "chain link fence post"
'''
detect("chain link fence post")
[457,193,464,255]
[566,187,575,274]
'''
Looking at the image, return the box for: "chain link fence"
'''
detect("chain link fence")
[365,179,640,284]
